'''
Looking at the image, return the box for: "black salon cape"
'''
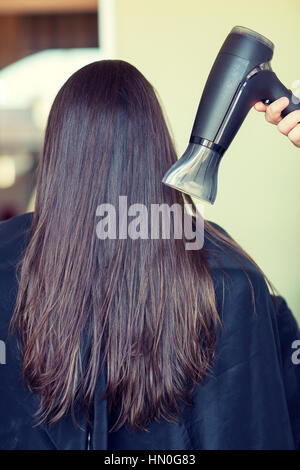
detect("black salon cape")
[0,211,299,450]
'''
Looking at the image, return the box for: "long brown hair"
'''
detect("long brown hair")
[10,60,277,432]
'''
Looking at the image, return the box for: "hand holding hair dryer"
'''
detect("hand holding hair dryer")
[162,26,300,204]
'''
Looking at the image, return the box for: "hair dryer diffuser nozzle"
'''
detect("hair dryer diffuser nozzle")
[162,143,223,205]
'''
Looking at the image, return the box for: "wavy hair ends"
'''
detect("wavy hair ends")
[9,59,276,433]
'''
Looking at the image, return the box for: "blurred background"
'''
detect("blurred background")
[0,0,299,321]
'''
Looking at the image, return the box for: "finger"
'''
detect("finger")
[265,96,289,124]
[277,110,300,136]
[254,101,267,112]
[287,124,300,148]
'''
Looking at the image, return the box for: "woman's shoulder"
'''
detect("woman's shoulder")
[0,212,34,328]
[203,219,265,282]
[0,211,33,237]
[0,211,33,267]
[202,219,275,326]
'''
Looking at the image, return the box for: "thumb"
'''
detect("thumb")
[254,101,267,112]
[265,96,290,124]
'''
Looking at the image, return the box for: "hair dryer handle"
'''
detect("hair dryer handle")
[261,73,300,117]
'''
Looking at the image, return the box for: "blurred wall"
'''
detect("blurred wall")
[112,0,300,320]
[0,12,98,69]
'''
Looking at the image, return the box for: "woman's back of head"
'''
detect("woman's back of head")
[38,60,177,213]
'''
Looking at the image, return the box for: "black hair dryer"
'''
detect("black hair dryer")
[162,26,300,204]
